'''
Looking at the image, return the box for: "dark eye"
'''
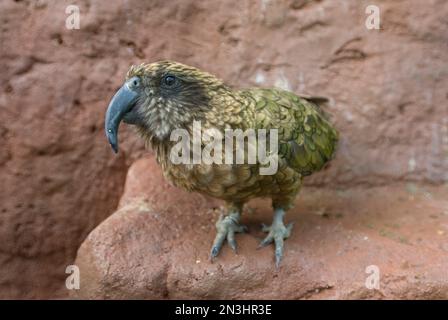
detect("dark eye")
[163,75,176,87]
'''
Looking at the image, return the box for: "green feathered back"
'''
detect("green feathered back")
[242,88,338,176]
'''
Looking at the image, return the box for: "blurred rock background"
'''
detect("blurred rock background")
[0,0,447,298]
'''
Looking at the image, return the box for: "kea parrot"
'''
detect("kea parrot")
[105,61,338,267]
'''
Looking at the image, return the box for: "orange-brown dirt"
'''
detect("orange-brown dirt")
[1,0,447,298]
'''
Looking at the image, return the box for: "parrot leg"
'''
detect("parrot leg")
[210,204,247,260]
[259,208,294,268]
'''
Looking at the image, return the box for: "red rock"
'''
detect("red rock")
[74,156,448,299]
[1,0,447,298]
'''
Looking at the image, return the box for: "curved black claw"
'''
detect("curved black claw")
[258,221,294,268]
[210,214,247,260]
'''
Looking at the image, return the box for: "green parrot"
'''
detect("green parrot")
[105,61,338,267]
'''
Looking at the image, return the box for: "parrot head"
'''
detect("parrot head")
[105,61,226,153]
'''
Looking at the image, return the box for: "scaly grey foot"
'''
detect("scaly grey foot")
[210,212,247,260]
[258,208,294,268]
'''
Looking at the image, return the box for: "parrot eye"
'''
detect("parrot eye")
[163,75,176,87]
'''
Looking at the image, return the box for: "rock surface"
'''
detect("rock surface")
[1,0,447,298]
[74,156,448,299]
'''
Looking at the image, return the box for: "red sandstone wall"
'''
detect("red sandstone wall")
[0,0,447,298]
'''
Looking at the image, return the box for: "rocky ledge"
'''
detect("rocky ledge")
[74,156,448,299]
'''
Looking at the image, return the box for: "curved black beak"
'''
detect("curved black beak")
[105,83,139,153]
